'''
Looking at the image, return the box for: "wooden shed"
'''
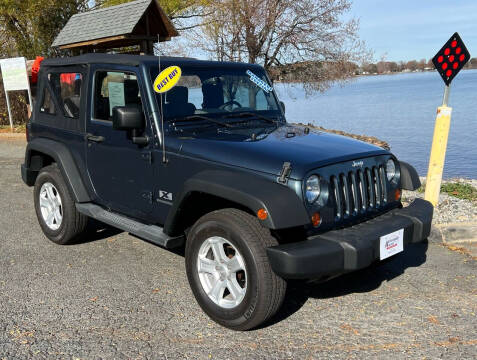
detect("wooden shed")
[52,0,178,55]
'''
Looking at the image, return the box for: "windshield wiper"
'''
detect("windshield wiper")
[223,112,280,125]
[171,115,233,128]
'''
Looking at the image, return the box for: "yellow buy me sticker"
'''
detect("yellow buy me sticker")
[153,66,182,93]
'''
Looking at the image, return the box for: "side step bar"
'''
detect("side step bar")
[76,203,184,249]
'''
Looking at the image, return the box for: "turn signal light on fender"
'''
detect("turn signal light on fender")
[257,208,268,220]
[395,189,402,201]
[311,212,321,227]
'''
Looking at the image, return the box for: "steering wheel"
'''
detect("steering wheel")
[219,100,242,111]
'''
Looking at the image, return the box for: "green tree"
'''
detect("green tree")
[0,0,90,58]
[99,0,210,28]
[100,0,193,14]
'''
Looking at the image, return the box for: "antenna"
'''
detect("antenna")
[157,34,167,163]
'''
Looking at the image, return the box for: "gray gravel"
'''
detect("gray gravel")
[1,139,476,359]
[402,178,477,225]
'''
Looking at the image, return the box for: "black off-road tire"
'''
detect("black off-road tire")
[34,164,88,245]
[185,208,286,330]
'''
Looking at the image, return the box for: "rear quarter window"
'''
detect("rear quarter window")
[40,87,56,115]
[48,73,83,119]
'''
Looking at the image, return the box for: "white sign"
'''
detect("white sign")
[0,57,30,91]
[108,82,125,116]
[380,228,404,260]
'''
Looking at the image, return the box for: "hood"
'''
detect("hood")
[176,126,389,180]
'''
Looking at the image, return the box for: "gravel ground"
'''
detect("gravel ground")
[1,139,476,359]
[402,179,477,225]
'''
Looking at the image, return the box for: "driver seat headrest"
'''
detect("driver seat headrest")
[202,83,224,108]
[164,86,196,118]
[167,86,188,104]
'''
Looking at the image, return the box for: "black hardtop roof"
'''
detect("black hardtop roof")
[41,53,263,70]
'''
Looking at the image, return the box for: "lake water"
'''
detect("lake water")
[275,70,477,179]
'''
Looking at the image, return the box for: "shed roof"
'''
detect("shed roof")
[52,0,178,49]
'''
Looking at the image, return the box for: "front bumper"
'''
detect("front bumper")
[267,199,433,279]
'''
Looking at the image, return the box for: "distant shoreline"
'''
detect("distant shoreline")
[274,68,476,85]
[356,67,477,78]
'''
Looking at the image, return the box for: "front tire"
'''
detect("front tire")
[185,208,286,330]
[34,164,88,245]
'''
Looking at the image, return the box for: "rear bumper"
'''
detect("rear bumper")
[266,199,433,279]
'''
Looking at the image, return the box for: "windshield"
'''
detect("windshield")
[149,65,283,124]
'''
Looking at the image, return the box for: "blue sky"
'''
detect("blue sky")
[349,0,477,62]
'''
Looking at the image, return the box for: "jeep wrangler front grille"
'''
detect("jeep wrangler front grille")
[330,165,387,219]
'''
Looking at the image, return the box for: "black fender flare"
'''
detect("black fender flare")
[164,170,310,235]
[23,138,92,202]
[399,161,421,191]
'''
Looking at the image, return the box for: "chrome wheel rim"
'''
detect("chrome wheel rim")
[39,182,63,231]
[197,236,247,309]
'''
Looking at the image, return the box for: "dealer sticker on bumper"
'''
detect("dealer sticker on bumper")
[380,229,404,260]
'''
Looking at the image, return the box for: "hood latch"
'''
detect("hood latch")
[277,162,292,184]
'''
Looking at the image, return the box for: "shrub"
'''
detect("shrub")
[0,75,29,126]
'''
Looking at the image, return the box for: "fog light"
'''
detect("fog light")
[395,189,402,201]
[311,212,321,227]
[257,208,268,220]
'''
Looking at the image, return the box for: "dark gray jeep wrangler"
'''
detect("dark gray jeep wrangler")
[21,54,433,330]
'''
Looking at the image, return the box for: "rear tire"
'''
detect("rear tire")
[34,164,88,245]
[185,208,286,330]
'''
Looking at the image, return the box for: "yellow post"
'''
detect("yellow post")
[425,105,452,206]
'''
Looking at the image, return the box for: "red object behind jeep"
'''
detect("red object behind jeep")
[31,56,44,84]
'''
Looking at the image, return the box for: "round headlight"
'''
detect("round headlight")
[386,159,396,181]
[305,175,321,203]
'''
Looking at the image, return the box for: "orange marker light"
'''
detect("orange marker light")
[395,189,402,201]
[257,208,268,220]
[311,212,321,227]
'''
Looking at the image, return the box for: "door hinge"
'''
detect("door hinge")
[141,151,152,164]
[142,191,153,204]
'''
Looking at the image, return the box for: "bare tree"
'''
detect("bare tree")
[406,60,418,71]
[196,0,369,92]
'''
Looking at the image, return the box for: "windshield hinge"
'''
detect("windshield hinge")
[142,191,153,204]
[141,151,152,164]
[277,162,292,184]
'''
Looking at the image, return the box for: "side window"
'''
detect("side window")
[93,71,142,121]
[40,87,56,115]
[48,73,83,118]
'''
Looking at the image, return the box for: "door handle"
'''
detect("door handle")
[85,133,105,143]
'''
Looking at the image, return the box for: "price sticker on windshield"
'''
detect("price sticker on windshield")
[154,66,182,93]
[246,70,273,93]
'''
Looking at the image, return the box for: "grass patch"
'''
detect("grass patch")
[440,182,477,202]
[415,182,477,202]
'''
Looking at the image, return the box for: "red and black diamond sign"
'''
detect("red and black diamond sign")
[432,32,470,86]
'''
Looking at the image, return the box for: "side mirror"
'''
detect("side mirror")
[112,106,149,146]
[112,106,145,130]
[279,101,285,114]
